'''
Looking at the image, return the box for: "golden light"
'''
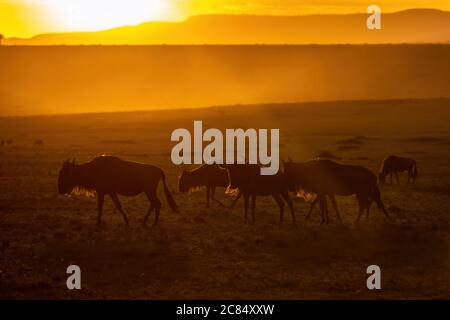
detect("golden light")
[46,0,173,31]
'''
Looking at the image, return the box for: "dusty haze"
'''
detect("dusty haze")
[1,44,450,116]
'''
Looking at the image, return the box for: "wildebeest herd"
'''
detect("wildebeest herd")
[58,154,418,226]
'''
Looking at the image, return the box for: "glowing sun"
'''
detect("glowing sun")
[46,0,172,31]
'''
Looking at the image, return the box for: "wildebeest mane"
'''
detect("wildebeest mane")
[225,185,240,195]
[69,186,96,198]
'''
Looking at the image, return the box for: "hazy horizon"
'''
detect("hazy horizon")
[3,8,446,39]
[2,8,450,45]
[2,0,450,38]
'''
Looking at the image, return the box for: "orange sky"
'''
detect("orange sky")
[1,0,449,38]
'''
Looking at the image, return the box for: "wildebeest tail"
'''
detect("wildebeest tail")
[161,170,179,213]
[412,162,418,180]
[370,184,388,217]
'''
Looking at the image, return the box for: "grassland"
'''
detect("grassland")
[0,98,449,299]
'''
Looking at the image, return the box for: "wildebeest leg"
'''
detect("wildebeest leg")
[319,195,328,225]
[206,185,211,206]
[250,194,256,223]
[229,191,242,209]
[355,195,365,225]
[380,204,389,220]
[305,196,319,221]
[281,191,296,224]
[372,188,389,220]
[366,201,371,222]
[390,172,393,184]
[329,195,341,223]
[143,203,154,226]
[109,193,129,226]
[272,194,285,224]
[153,201,162,226]
[244,194,249,222]
[143,190,162,226]
[97,193,105,226]
[211,186,227,207]
[395,172,400,184]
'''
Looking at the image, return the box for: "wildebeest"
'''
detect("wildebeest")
[220,164,296,224]
[179,164,230,207]
[284,159,388,224]
[58,156,179,226]
[379,155,418,184]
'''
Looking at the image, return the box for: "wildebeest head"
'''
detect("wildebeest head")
[58,159,77,194]
[378,169,388,184]
[178,170,193,193]
[220,163,259,192]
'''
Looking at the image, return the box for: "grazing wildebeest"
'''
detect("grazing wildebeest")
[220,164,296,224]
[284,159,388,224]
[379,155,418,184]
[58,156,179,226]
[179,164,242,207]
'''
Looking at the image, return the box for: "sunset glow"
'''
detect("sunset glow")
[1,0,450,38]
[46,0,173,31]
[0,0,178,37]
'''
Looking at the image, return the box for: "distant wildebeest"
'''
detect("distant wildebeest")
[220,164,296,224]
[179,164,231,207]
[58,156,179,226]
[379,155,418,184]
[284,159,388,224]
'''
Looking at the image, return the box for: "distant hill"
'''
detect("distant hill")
[5,9,450,45]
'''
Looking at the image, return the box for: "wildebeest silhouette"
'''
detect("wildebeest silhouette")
[179,164,232,207]
[284,159,388,224]
[220,164,296,224]
[379,155,418,184]
[58,156,179,226]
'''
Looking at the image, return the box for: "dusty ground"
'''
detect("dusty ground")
[0,99,450,299]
